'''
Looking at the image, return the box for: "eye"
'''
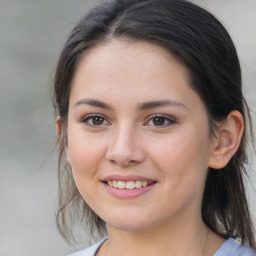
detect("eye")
[145,115,176,127]
[81,114,110,127]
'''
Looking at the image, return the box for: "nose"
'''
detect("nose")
[106,125,145,167]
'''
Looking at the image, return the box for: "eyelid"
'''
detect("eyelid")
[80,113,111,126]
[144,114,177,127]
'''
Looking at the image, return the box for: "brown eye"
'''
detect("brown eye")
[91,116,104,125]
[145,114,176,128]
[82,115,110,127]
[152,117,165,126]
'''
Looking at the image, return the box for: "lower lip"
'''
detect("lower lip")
[103,182,156,198]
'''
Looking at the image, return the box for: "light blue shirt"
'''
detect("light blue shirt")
[67,237,256,256]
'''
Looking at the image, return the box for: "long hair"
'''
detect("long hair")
[53,0,255,247]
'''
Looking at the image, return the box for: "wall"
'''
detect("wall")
[0,1,255,255]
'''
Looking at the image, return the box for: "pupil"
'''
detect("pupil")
[153,117,164,126]
[93,117,104,125]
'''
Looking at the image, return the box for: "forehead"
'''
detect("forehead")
[77,39,188,75]
[69,39,208,127]
[71,39,191,96]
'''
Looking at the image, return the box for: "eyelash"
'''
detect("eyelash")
[81,114,110,127]
[145,114,177,128]
[80,114,176,128]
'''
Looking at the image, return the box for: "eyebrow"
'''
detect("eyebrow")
[74,98,189,111]
[137,99,189,111]
[74,99,113,110]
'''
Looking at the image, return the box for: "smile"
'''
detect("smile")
[106,180,155,189]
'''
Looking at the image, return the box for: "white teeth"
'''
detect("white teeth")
[117,181,126,189]
[126,181,135,189]
[135,181,142,188]
[107,180,153,189]
[142,181,147,187]
[113,180,118,188]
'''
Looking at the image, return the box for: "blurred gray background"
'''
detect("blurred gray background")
[0,0,255,255]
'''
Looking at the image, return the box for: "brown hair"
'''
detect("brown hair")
[53,0,255,247]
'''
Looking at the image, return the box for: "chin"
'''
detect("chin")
[107,221,151,232]
[104,213,160,232]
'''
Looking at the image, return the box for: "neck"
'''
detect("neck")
[104,216,224,256]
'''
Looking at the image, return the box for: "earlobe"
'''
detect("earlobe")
[56,116,62,134]
[208,110,244,169]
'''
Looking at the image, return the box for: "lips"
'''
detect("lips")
[102,175,157,198]
[107,180,154,189]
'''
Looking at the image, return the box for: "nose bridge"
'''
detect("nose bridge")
[106,121,145,166]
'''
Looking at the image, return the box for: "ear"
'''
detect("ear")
[56,116,62,134]
[208,110,244,169]
[56,116,71,163]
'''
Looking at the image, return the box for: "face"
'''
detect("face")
[66,40,215,232]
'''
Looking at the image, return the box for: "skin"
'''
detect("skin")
[63,40,244,256]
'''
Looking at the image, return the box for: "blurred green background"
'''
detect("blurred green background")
[0,1,255,255]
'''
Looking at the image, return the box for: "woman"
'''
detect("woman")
[53,0,256,255]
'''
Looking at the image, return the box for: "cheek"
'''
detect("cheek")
[66,132,107,177]
[66,133,108,204]
[148,127,210,186]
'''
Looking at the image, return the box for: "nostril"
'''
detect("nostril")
[109,159,138,166]
[110,159,116,164]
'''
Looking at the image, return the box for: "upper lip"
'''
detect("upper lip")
[102,175,156,182]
